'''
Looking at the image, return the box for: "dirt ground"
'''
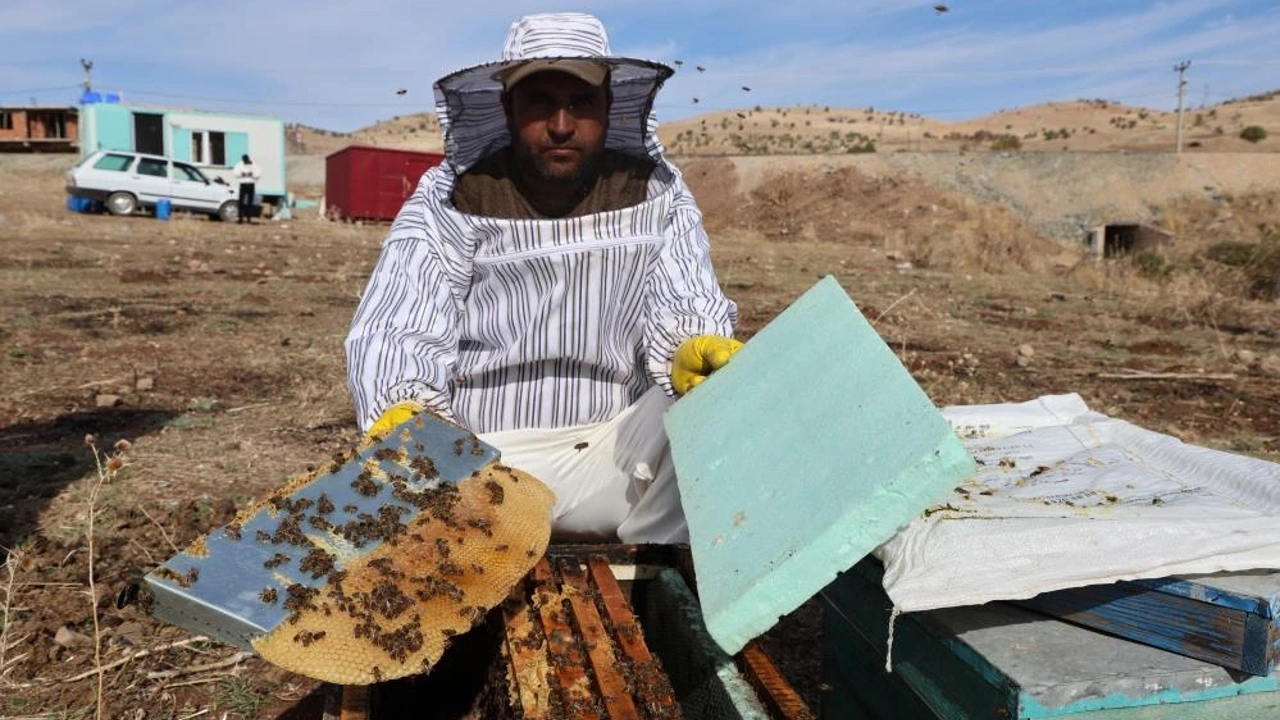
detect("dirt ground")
[1,152,1278,719]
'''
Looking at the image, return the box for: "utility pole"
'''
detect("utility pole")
[1174,60,1191,154]
[80,58,94,93]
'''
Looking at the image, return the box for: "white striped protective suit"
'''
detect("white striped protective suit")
[344,13,737,541]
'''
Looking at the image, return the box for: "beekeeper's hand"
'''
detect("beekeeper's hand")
[672,335,743,395]
[366,402,423,441]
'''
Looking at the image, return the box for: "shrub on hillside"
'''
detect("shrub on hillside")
[1131,250,1173,280]
[1205,237,1280,300]
[1206,241,1256,267]
[990,135,1022,151]
[1240,126,1268,143]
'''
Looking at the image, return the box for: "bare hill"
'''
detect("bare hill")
[290,91,1280,158]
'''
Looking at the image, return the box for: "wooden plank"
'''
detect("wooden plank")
[503,581,553,719]
[737,640,817,720]
[558,559,642,720]
[547,543,683,567]
[532,559,604,720]
[332,685,369,720]
[586,557,683,719]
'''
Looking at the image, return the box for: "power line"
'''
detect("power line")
[117,88,421,108]
[0,84,81,96]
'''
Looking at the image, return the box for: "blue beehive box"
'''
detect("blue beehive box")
[821,558,1280,719]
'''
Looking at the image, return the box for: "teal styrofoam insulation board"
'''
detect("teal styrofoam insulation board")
[664,275,976,655]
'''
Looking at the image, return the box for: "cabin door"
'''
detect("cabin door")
[133,112,164,155]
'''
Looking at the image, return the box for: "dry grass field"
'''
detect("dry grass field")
[1,94,1279,718]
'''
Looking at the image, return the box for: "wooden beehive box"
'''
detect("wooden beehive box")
[326,544,813,719]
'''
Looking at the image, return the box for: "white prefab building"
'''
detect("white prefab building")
[79,100,287,202]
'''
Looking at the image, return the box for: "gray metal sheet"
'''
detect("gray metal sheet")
[143,415,500,648]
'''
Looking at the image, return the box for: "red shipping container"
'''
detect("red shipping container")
[324,145,446,221]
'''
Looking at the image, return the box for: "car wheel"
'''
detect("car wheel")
[106,191,138,216]
[216,201,238,223]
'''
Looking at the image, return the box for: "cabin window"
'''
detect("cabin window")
[0,112,12,130]
[189,130,226,164]
[209,131,226,165]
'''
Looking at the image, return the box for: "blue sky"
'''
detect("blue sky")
[4,1,1279,132]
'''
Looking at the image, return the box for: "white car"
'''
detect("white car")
[67,150,240,221]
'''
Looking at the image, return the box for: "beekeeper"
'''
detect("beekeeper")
[344,12,740,544]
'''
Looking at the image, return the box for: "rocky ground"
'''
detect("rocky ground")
[1,150,1277,718]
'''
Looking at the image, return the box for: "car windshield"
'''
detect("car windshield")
[174,163,208,183]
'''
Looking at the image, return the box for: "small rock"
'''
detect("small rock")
[1018,344,1035,358]
[1015,355,1031,368]
[95,394,123,408]
[54,625,93,648]
[1260,355,1280,377]
[135,376,155,391]
[1233,349,1258,367]
[113,621,146,647]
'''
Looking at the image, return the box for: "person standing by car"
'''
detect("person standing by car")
[232,154,261,223]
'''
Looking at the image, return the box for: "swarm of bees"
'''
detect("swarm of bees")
[248,458,554,685]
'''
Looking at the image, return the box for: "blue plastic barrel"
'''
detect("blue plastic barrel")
[156,199,172,221]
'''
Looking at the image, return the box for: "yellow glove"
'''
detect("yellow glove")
[366,401,423,440]
[671,335,743,395]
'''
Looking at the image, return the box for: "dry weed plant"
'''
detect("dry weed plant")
[0,543,29,692]
[1063,250,1274,347]
[83,435,132,720]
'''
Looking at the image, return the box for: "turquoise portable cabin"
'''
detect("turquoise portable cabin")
[79,101,287,202]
